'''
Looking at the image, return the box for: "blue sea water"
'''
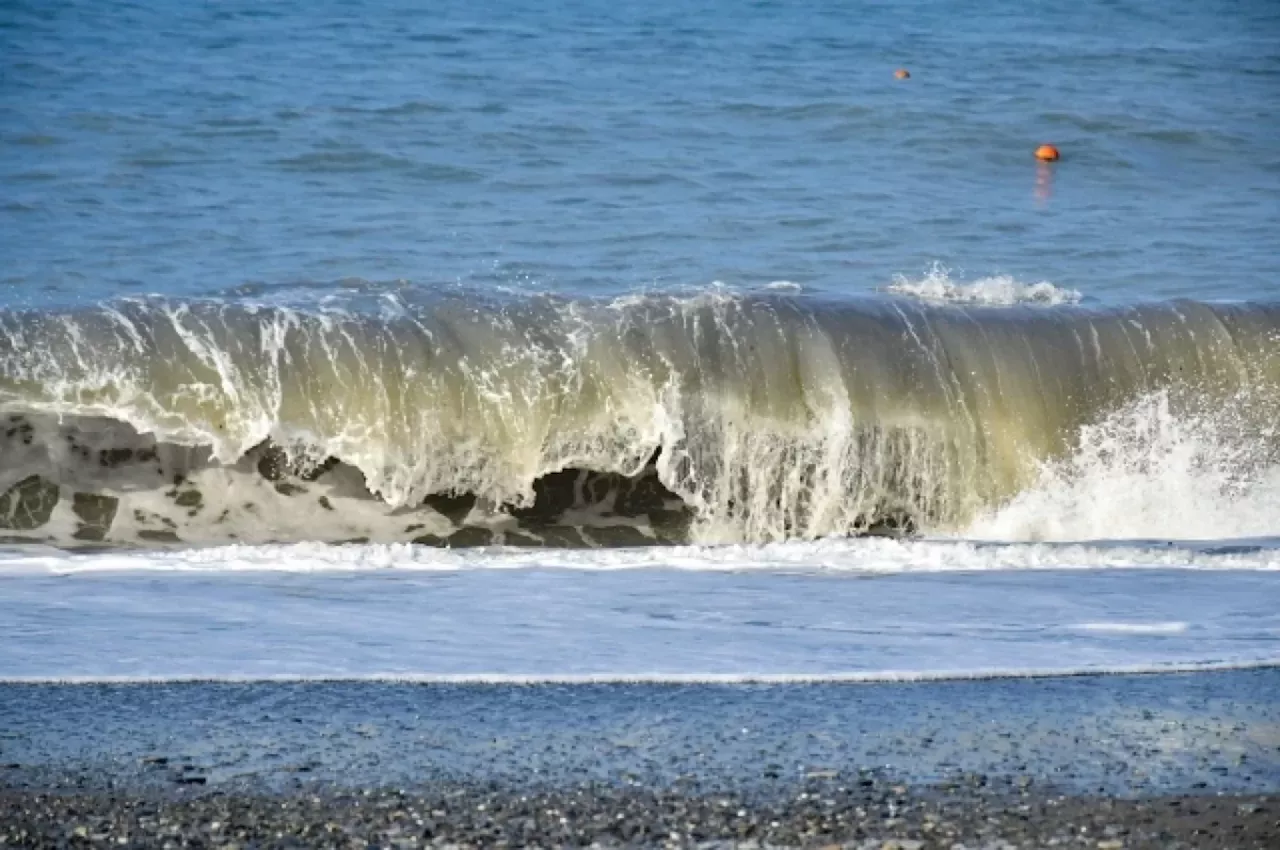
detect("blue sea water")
[4,0,1279,308]
[2,0,1279,682]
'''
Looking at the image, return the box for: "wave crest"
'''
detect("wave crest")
[885,266,1082,306]
[1,291,1277,547]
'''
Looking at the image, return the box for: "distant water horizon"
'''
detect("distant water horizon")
[4,0,1278,308]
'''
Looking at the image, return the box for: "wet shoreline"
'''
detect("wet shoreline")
[3,669,1278,846]
[2,783,1275,848]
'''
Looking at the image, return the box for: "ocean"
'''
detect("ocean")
[2,0,1278,684]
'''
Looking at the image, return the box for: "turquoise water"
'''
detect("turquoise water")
[4,0,1278,307]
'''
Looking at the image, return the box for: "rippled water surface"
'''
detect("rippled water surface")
[4,0,1278,306]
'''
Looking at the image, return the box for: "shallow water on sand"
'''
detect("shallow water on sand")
[4,670,1279,795]
[3,0,1279,684]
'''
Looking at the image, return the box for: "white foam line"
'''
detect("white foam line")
[1072,622,1189,634]
[2,536,1278,576]
[5,659,1278,686]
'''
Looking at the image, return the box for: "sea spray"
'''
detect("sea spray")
[884,265,1083,307]
[969,389,1280,542]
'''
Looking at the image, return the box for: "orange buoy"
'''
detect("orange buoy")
[1035,144,1060,162]
[894,68,910,80]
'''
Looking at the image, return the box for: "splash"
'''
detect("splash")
[969,390,1280,542]
[885,266,1082,306]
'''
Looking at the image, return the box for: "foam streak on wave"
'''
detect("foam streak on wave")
[1,291,1277,547]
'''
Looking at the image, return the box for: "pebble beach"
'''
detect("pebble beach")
[3,669,1277,847]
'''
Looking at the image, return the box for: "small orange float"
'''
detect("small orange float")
[1035,144,1060,162]
[894,68,910,80]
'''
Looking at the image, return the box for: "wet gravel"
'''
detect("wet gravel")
[2,782,1275,849]
[3,671,1278,847]
[5,672,1278,797]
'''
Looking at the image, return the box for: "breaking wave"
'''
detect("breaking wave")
[1,289,1277,548]
[969,390,1280,541]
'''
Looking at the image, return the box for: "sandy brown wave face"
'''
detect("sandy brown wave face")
[1,293,1277,548]
[0,413,920,548]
